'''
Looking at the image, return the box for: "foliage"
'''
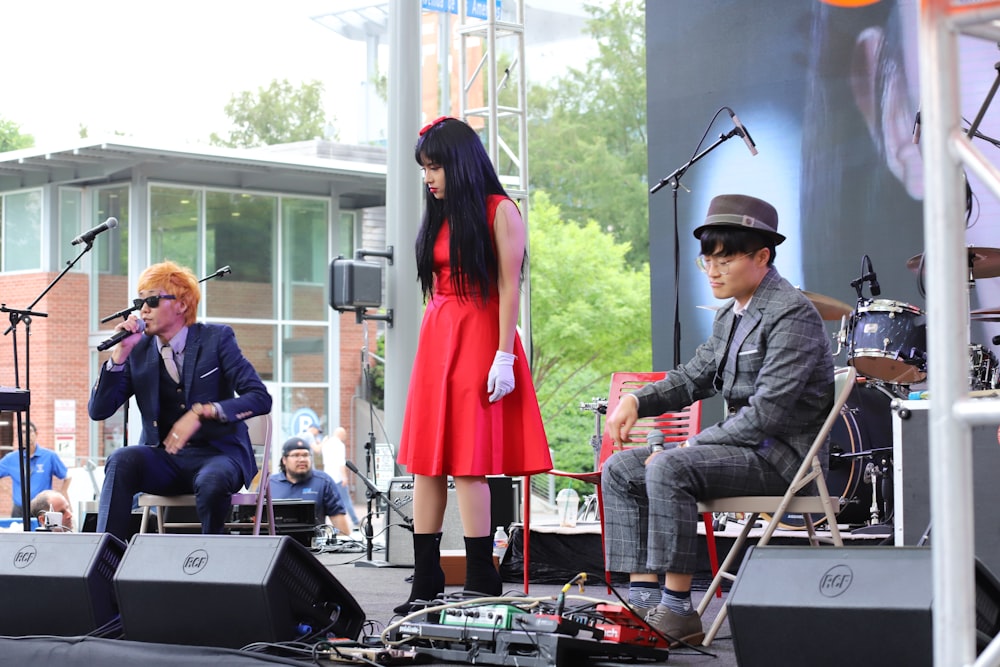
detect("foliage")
[525,0,648,267]
[528,191,651,488]
[210,79,335,148]
[0,118,34,152]
[369,334,385,411]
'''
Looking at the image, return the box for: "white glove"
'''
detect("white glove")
[487,350,516,403]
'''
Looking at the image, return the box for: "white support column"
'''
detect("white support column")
[383,2,423,450]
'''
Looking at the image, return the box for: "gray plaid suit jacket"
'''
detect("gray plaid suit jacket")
[632,267,835,483]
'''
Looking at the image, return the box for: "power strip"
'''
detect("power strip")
[439,604,527,630]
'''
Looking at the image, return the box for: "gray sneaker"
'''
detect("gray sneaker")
[644,604,705,647]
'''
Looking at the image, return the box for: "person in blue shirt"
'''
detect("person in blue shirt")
[269,436,349,536]
[0,423,70,518]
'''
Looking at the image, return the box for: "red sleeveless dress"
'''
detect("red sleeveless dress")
[397,195,551,477]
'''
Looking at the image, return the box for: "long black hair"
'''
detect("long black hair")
[414,117,509,303]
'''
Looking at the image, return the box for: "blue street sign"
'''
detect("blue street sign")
[421,0,502,21]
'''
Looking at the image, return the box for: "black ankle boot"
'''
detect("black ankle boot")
[393,532,445,615]
[463,535,502,597]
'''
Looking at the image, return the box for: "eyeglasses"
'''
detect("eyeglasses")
[133,295,176,310]
[696,250,759,275]
[285,452,311,459]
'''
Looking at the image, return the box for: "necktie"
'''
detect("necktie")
[713,315,741,391]
[161,343,181,384]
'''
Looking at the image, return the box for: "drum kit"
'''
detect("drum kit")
[768,248,1000,532]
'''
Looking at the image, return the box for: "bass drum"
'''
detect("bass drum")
[773,380,892,529]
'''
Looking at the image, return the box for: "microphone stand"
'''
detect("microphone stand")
[349,459,413,568]
[2,240,95,530]
[354,324,399,568]
[650,128,744,367]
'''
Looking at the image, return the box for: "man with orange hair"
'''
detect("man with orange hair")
[90,260,272,542]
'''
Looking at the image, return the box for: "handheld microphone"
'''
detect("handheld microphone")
[96,318,145,352]
[647,428,665,452]
[71,217,118,246]
[728,110,758,156]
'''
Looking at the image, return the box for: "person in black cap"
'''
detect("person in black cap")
[601,194,834,646]
[269,436,349,536]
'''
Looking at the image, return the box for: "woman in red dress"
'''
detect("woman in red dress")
[394,117,551,613]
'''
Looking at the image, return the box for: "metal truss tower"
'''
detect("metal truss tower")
[919,2,1000,665]
[454,0,533,361]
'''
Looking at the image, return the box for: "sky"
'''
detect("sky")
[1,0,599,150]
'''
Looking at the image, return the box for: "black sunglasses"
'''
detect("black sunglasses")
[133,295,176,310]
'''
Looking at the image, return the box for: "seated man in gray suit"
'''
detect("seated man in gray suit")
[601,194,834,646]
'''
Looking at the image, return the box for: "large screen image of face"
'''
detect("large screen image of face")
[646,0,1000,373]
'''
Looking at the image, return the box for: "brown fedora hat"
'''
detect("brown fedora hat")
[693,194,785,245]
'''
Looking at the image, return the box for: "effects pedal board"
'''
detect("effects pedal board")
[388,613,670,667]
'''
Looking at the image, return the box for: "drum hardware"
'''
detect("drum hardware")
[578,398,608,470]
[700,289,852,321]
[907,247,1000,281]
[830,446,895,536]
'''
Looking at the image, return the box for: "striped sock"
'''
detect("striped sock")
[660,586,694,615]
[628,581,660,610]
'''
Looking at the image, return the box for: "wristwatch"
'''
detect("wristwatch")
[190,403,215,421]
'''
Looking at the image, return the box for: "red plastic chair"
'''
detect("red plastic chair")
[521,372,717,593]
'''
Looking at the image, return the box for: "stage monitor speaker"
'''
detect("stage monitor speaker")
[0,532,125,636]
[728,546,1000,666]
[114,534,365,648]
[385,475,520,566]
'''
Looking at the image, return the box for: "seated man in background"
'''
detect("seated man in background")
[270,436,350,536]
[29,489,74,532]
[90,260,272,543]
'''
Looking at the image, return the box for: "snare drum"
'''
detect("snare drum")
[847,299,927,385]
[970,344,999,391]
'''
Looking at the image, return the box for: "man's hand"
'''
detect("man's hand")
[606,394,639,447]
[165,411,201,454]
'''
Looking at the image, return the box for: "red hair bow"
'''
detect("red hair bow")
[419,116,453,136]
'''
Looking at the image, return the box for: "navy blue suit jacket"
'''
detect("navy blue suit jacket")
[89,322,272,486]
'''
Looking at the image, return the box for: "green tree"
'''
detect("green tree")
[0,118,34,152]
[526,0,648,267]
[528,191,651,480]
[210,79,335,148]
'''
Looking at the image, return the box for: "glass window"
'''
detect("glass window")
[280,323,327,384]
[93,186,130,331]
[150,186,200,270]
[339,210,355,256]
[3,190,42,271]
[58,188,82,269]
[279,385,328,445]
[282,197,328,321]
[228,322,277,382]
[206,191,275,319]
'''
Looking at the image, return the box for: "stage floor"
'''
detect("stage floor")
[0,515,901,667]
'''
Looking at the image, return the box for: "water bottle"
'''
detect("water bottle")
[492,525,509,561]
[556,488,580,527]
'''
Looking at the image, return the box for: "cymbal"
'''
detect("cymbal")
[907,247,1000,279]
[972,314,1000,322]
[699,290,852,321]
[973,306,1000,316]
[801,290,853,320]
